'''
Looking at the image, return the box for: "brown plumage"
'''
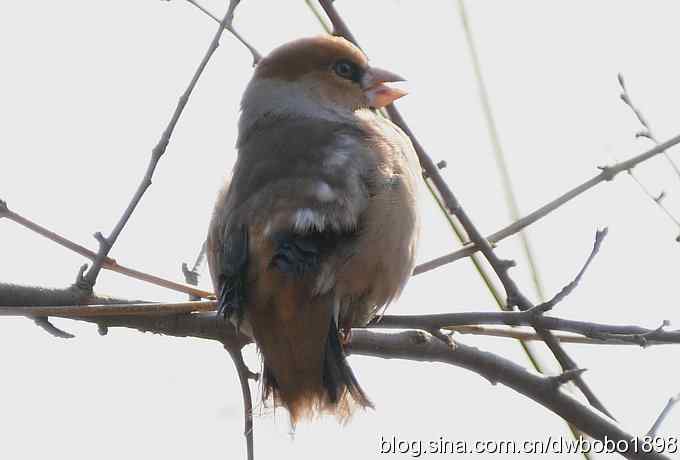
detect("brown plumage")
[207,35,419,424]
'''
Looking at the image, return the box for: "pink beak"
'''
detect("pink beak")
[361,67,408,108]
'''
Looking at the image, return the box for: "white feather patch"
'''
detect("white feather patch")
[315,181,335,202]
[292,208,325,232]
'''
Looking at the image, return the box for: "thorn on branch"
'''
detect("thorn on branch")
[636,131,654,141]
[533,228,608,314]
[73,263,93,292]
[549,368,588,388]
[654,191,666,203]
[93,231,110,249]
[181,262,201,301]
[498,259,516,271]
[33,317,75,339]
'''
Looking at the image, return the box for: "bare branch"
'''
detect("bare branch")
[447,325,678,346]
[0,282,672,459]
[618,73,680,180]
[2,299,666,459]
[414,132,680,275]
[531,228,608,314]
[182,240,207,300]
[348,330,669,460]
[0,299,216,318]
[33,317,75,339]
[617,73,680,239]
[225,346,255,460]
[0,282,137,307]
[182,0,261,64]
[0,201,212,299]
[647,393,680,437]
[373,313,680,346]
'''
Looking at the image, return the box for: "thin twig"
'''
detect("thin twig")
[33,317,75,339]
[182,240,208,300]
[447,325,678,346]
[617,73,680,238]
[647,393,680,437]
[0,201,212,299]
[414,132,680,275]
[532,228,608,314]
[0,300,216,318]
[372,313,680,346]
[618,73,680,180]
[225,346,255,460]
[626,172,680,229]
[182,0,261,64]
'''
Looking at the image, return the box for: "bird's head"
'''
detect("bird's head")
[240,36,406,129]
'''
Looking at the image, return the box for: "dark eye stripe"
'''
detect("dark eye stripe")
[333,59,362,83]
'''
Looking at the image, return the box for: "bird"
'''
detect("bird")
[207,35,420,424]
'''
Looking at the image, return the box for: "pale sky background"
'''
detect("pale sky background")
[1,1,679,459]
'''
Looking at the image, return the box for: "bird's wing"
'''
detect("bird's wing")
[207,116,376,328]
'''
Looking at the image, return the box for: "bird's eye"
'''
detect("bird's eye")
[333,59,359,82]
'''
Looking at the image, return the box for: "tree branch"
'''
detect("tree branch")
[348,330,669,460]
[414,132,680,275]
[0,200,213,299]
[225,346,256,460]
[647,393,680,437]
[181,0,261,64]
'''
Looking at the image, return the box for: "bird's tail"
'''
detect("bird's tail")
[261,318,373,424]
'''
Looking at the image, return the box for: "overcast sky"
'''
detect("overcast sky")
[1,1,679,459]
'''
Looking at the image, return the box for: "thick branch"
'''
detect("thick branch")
[348,330,669,460]
[0,289,669,459]
[2,286,678,345]
[0,282,137,307]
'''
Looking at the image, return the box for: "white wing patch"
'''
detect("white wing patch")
[315,181,335,202]
[292,208,326,232]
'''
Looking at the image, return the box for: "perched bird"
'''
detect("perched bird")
[207,35,420,424]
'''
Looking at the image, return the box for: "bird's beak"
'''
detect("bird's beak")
[361,67,408,108]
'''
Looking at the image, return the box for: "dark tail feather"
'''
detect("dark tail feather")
[322,320,373,410]
[260,319,373,422]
